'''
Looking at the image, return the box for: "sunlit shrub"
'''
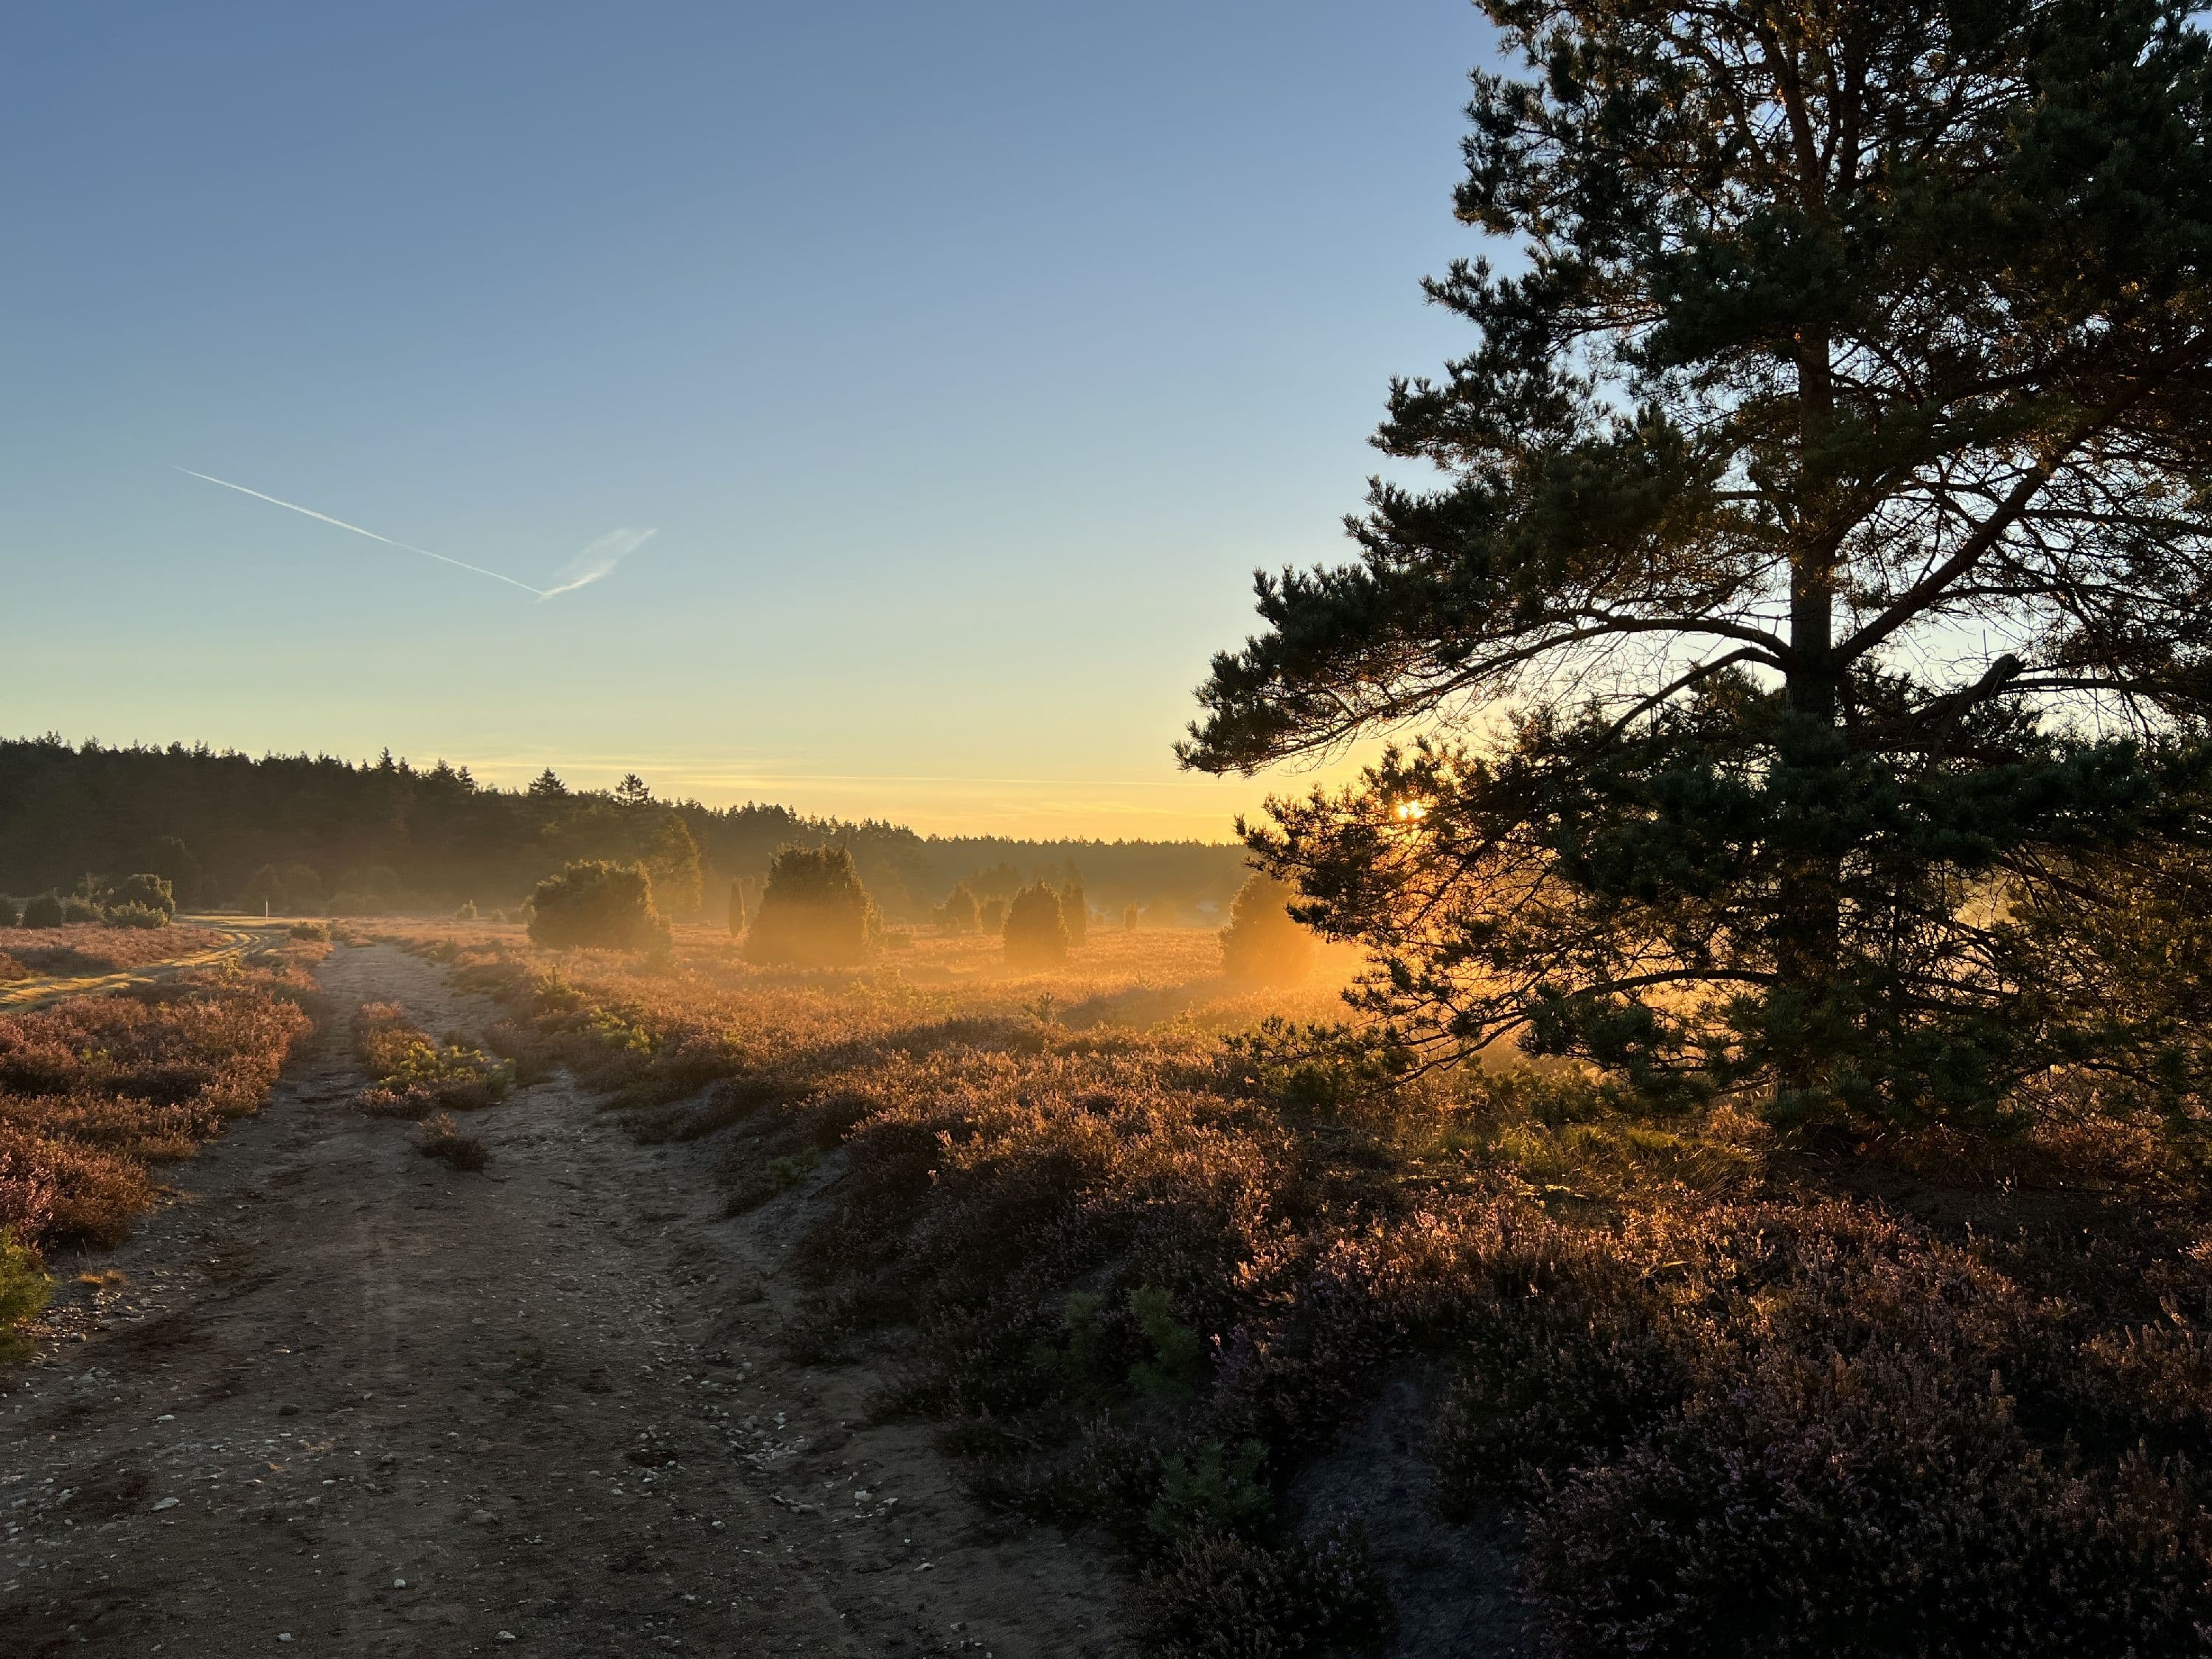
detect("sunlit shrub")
[103,902,168,931]
[527,860,669,952]
[1004,882,1069,969]
[0,1228,50,1365]
[353,1001,513,1115]
[110,873,175,919]
[745,845,877,968]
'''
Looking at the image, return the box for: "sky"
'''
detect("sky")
[0,1,1500,839]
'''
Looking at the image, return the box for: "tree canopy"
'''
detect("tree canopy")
[1186,0,2212,1119]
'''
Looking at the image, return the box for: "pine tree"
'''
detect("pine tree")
[644,814,703,917]
[1183,1,2212,1121]
[1059,876,1088,947]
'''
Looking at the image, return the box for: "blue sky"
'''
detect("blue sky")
[0,1,1497,836]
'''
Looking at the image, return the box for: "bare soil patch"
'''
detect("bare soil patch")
[1,944,1128,1657]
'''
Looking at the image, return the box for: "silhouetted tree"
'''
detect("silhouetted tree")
[528,768,569,799]
[1122,902,1139,931]
[613,773,653,807]
[938,881,980,935]
[1060,875,1089,947]
[21,893,63,929]
[727,877,748,937]
[746,845,877,967]
[1220,872,1315,986]
[1004,882,1068,969]
[1185,0,2212,1121]
[977,894,1009,934]
[646,815,703,917]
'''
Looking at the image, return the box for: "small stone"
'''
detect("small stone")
[278,1405,299,1418]
[279,1636,293,1644]
[393,1579,407,1588]
[498,1634,517,1644]
[151,1498,179,1512]
[470,1509,494,1524]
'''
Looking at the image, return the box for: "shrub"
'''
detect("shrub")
[978,894,1009,933]
[20,893,63,930]
[1061,877,1090,947]
[527,860,669,952]
[745,846,877,968]
[110,873,175,919]
[353,1001,514,1114]
[60,897,102,924]
[938,882,981,935]
[1139,1527,1394,1658]
[1004,882,1070,969]
[289,922,330,942]
[415,1113,489,1172]
[103,902,168,931]
[0,1228,51,1366]
[1220,874,1316,985]
[0,898,16,929]
[454,899,478,922]
[727,877,748,937]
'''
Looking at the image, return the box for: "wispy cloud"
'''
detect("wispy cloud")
[175,467,652,601]
[539,527,656,599]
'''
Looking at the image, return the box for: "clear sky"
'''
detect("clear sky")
[0,2,1497,838]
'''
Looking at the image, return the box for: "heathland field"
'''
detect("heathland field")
[4,916,2212,1655]
[369,919,2212,1655]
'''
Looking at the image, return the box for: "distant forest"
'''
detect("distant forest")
[0,737,1252,922]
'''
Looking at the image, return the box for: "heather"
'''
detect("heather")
[375,917,2212,1654]
[2,923,226,978]
[352,999,514,1119]
[0,946,321,1270]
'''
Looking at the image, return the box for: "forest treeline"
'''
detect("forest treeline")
[0,737,1250,922]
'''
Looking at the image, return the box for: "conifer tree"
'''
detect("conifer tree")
[528,860,667,952]
[939,881,980,935]
[1220,872,1317,986]
[1185,0,2212,1120]
[1059,876,1089,947]
[727,876,748,936]
[1003,881,1069,968]
[746,845,877,967]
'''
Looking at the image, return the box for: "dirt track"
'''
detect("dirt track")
[1,945,1128,1657]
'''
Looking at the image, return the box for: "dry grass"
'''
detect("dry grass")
[4,923,226,977]
[375,918,2212,1656]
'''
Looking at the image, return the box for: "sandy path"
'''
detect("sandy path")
[1,944,1129,1657]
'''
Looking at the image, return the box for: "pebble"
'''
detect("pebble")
[151,1498,179,1512]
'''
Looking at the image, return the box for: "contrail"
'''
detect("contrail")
[175,467,552,597]
[540,526,657,598]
